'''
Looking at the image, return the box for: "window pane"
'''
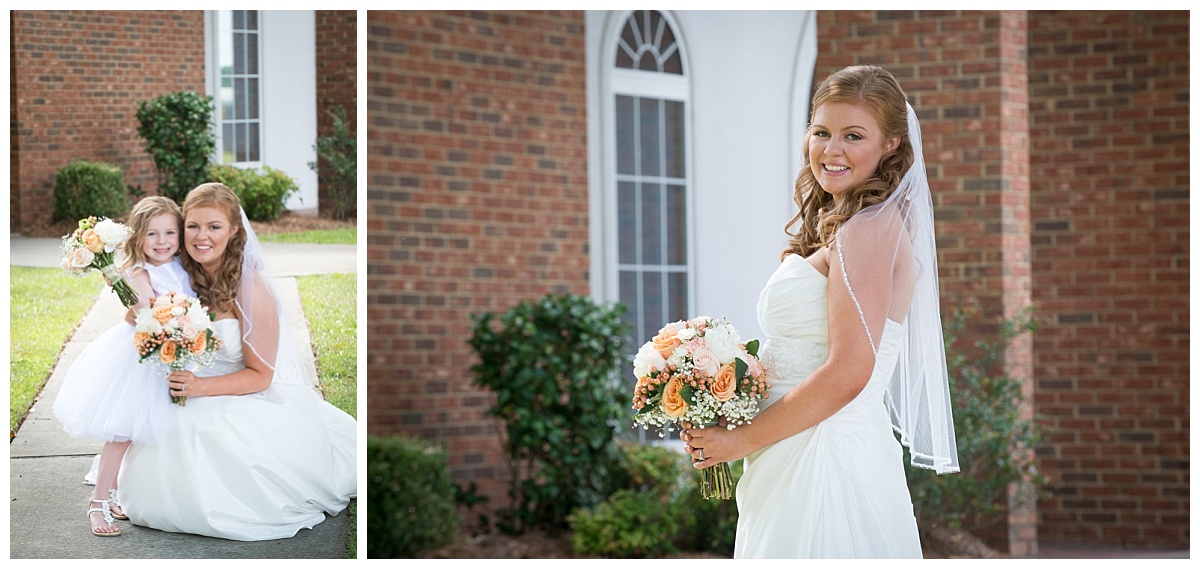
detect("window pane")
[248,123,260,162]
[664,100,684,178]
[236,123,248,162]
[233,10,244,31]
[618,181,637,264]
[668,272,688,322]
[234,31,245,75]
[639,98,660,176]
[641,182,662,265]
[667,185,686,265]
[234,78,246,120]
[619,270,639,352]
[615,95,635,175]
[222,123,235,163]
[247,78,259,120]
[247,32,258,75]
[642,271,663,341]
[246,10,258,31]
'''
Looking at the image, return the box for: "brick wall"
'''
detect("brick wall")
[10,10,206,233]
[814,10,1036,555]
[315,10,357,218]
[367,10,590,506]
[1028,10,1189,549]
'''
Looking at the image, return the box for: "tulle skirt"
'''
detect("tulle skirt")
[53,323,177,444]
[117,383,357,541]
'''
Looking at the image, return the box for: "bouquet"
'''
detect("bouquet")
[59,216,139,307]
[632,317,770,499]
[133,292,222,406]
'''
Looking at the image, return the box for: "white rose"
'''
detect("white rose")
[704,324,739,365]
[135,308,163,335]
[690,347,720,377]
[171,306,185,317]
[667,345,688,369]
[658,320,687,337]
[632,342,667,378]
[676,328,697,341]
[68,246,95,269]
[187,305,210,330]
[93,219,131,252]
[153,295,172,308]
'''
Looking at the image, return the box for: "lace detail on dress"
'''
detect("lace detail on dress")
[760,337,829,382]
[836,232,877,356]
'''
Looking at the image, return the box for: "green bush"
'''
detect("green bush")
[470,293,630,534]
[569,489,680,558]
[52,160,130,222]
[366,435,459,558]
[905,302,1045,530]
[136,91,215,204]
[569,443,743,557]
[207,164,299,222]
[309,104,357,220]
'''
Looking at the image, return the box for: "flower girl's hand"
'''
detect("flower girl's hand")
[168,370,198,398]
[124,307,138,326]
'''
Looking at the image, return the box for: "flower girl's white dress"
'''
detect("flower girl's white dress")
[734,254,922,558]
[53,259,195,444]
[117,317,358,541]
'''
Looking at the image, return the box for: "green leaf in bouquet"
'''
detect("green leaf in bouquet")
[679,385,696,405]
[734,357,748,380]
[746,339,760,358]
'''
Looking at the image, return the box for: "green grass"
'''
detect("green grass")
[259,227,356,245]
[9,267,103,433]
[296,272,358,557]
[297,273,357,418]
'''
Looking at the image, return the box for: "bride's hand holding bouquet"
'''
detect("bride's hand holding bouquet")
[631,316,770,499]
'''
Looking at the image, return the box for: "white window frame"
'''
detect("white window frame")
[599,10,695,443]
[206,10,264,169]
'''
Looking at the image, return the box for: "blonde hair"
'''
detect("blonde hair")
[121,196,183,271]
[782,65,915,260]
[180,183,246,314]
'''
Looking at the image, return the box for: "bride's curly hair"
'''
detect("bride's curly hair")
[782,65,914,260]
[181,183,246,315]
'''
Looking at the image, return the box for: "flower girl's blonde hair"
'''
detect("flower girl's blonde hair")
[121,196,183,271]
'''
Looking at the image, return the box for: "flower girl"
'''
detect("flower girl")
[52,196,197,537]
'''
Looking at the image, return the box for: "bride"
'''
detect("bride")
[683,65,959,558]
[116,182,357,541]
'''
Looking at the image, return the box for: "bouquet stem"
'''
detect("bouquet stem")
[101,265,139,307]
[700,462,734,500]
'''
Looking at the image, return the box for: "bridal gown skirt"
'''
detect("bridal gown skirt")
[733,394,922,558]
[117,383,357,541]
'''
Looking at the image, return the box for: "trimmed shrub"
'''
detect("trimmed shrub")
[136,91,216,204]
[309,104,357,220]
[52,161,129,222]
[469,293,630,534]
[905,302,1045,531]
[569,489,681,558]
[207,164,299,222]
[366,435,459,558]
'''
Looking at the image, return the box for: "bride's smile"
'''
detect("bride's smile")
[184,206,239,272]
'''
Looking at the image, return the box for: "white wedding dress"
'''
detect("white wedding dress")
[115,318,357,541]
[734,253,922,558]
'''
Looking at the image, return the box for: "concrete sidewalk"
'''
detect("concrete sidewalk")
[9,236,358,559]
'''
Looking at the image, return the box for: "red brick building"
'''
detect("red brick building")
[368,10,1188,555]
[9,9,357,233]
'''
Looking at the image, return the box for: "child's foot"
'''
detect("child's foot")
[88,499,121,537]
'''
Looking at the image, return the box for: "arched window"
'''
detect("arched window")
[605,11,691,423]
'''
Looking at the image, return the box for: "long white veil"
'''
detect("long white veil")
[235,208,308,388]
[833,103,960,474]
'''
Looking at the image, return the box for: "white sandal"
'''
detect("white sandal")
[107,488,128,521]
[88,498,121,537]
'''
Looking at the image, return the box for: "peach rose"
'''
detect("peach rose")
[133,331,150,346]
[68,246,95,269]
[189,335,207,355]
[81,229,105,253]
[159,341,177,364]
[153,305,175,325]
[661,376,688,418]
[652,334,682,359]
[711,363,738,402]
